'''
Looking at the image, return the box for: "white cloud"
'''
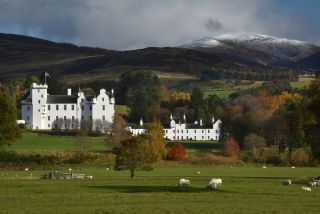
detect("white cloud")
[0,0,318,49]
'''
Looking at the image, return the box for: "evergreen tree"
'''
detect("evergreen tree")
[189,87,206,120]
[0,84,21,149]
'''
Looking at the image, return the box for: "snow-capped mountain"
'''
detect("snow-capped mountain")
[182,33,320,66]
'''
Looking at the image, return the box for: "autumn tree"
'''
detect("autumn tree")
[166,143,186,161]
[222,137,240,157]
[243,133,266,157]
[106,114,129,148]
[114,119,166,178]
[0,84,21,149]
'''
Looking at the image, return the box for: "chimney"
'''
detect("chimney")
[67,88,72,96]
[140,118,143,126]
[200,118,203,126]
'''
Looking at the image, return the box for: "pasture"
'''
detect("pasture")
[0,166,319,213]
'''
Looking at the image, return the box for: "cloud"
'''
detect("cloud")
[204,18,224,33]
[0,0,318,50]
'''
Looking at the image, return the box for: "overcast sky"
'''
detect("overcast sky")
[0,0,319,50]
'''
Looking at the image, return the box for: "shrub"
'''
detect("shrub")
[222,137,240,157]
[166,143,186,161]
[185,152,245,166]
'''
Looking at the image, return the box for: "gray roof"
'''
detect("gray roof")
[47,95,78,104]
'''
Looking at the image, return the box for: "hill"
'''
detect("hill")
[0,33,317,89]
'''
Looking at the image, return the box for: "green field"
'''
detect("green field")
[0,166,319,213]
[9,131,113,152]
[9,131,221,153]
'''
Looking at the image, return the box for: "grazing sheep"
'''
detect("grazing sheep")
[282,179,292,185]
[195,172,201,175]
[209,178,223,186]
[106,168,109,171]
[85,175,93,179]
[314,180,320,186]
[291,166,296,169]
[24,168,29,171]
[302,187,312,192]
[179,178,190,187]
[206,182,218,190]
[308,181,317,187]
[262,166,267,169]
[68,168,72,171]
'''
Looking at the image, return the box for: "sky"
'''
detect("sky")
[0,0,319,50]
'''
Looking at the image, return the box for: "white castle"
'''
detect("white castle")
[21,83,115,131]
[127,114,221,141]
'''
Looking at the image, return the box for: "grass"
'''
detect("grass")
[9,131,113,152]
[0,166,319,213]
[290,81,311,89]
[203,81,263,99]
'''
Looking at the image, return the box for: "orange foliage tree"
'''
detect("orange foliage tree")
[222,137,240,157]
[166,143,186,161]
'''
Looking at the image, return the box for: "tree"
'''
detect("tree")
[0,84,21,149]
[74,130,91,153]
[106,114,129,148]
[222,137,240,157]
[243,134,266,157]
[114,120,166,178]
[167,143,186,161]
[189,87,206,120]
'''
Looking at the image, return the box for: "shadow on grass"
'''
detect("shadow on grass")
[86,185,207,193]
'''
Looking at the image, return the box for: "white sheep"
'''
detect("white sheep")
[106,168,109,171]
[179,178,190,187]
[85,175,93,179]
[24,168,29,171]
[262,166,267,169]
[195,172,201,175]
[291,166,296,169]
[282,179,292,185]
[302,187,312,192]
[209,178,223,186]
[308,181,317,187]
[206,182,218,190]
[68,168,72,171]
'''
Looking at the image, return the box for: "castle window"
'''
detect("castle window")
[165,130,168,133]
[38,89,40,93]
[64,105,67,110]
[81,116,84,120]
[202,130,204,133]
[48,124,50,128]
[38,100,40,104]
[90,116,92,120]
[173,136,175,140]
[48,116,50,121]
[177,136,179,140]
[102,98,104,102]
[194,130,196,133]
[41,94,43,98]
[208,130,210,133]
[27,116,29,121]
[102,116,105,121]
[173,130,175,133]
[202,136,204,139]
[102,105,105,110]
[81,98,84,102]
[177,130,179,133]
[181,130,183,133]
[71,105,74,110]
[72,116,74,120]
[194,136,196,140]
[27,106,30,111]
[48,105,50,110]
[81,105,84,111]
[64,116,66,120]
[89,106,92,111]
[56,105,59,110]
[186,130,188,133]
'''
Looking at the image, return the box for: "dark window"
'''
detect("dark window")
[64,116,66,120]
[72,105,74,110]
[48,116,50,121]
[27,106,30,111]
[165,130,168,133]
[202,130,204,133]
[102,98,104,102]
[208,130,210,133]
[90,105,92,110]
[177,130,179,133]
[27,116,29,121]
[72,116,74,120]
[90,116,92,120]
[194,130,196,133]
[186,130,188,133]
[41,94,43,98]
[38,100,40,104]
[102,105,105,110]
[64,105,67,110]
[81,105,84,111]
[56,105,59,110]
[173,130,175,133]
[56,116,58,120]
[102,116,105,121]
[81,116,84,120]
[48,124,50,128]
[81,98,84,102]
[48,105,50,110]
